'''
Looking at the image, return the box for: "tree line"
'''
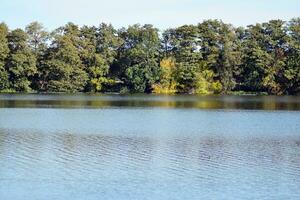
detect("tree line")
[0,18,299,95]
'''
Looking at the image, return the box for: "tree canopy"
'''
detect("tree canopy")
[0,19,299,95]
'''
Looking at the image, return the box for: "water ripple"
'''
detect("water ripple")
[1,130,300,199]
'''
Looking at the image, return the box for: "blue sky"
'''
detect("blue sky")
[1,0,299,31]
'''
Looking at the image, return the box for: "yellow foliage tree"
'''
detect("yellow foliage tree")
[152,57,177,94]
[195,70,222,95]
[90,77,118,92]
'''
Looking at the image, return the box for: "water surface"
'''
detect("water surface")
[0,94,300,200]
[1,94,300,110]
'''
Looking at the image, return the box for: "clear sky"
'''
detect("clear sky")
[1,0,299,31]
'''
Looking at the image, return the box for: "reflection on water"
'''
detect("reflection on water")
[0,94,300,199]
[0,94,300,110]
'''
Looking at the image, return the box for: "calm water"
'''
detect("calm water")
[0,94,300,200]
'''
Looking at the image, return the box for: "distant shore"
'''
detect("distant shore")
[1,18,299,95]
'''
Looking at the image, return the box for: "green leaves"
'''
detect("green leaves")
[0,23,10,91]
[0,19,299,94]
[6,29,37,92]
[116,24,161,93]
[25,22,49,55]
[125,61,160,93]
[44,34,88,92]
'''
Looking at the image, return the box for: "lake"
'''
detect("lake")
[0,94,300,200]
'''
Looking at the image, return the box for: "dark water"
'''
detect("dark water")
[0,94,300,200]
[1,94,300,110]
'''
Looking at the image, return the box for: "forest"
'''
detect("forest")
[0,18,299,95]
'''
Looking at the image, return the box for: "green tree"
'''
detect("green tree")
[198,20,242,93]
[80,23,122,92]
[0,19,299,95]
[162,25,204,93]
[6,29,37,92]
[0,23,10,91]
[283,18,300,94]
[96,23,122,66]
[25,22,48,55]
[116,24,161,92]
[79,25,108,92]
[43,23,88,92]
[241,20,288,94]
[25,22,49,91]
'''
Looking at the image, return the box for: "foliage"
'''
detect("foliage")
[195,70,222,95]
[0,19,299,95]
[0,23,10,90]
[6,29,37,92]
[197,20,242,93]
[152,57,177,94]
[43,24,88,92]
[116,24,161,93]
